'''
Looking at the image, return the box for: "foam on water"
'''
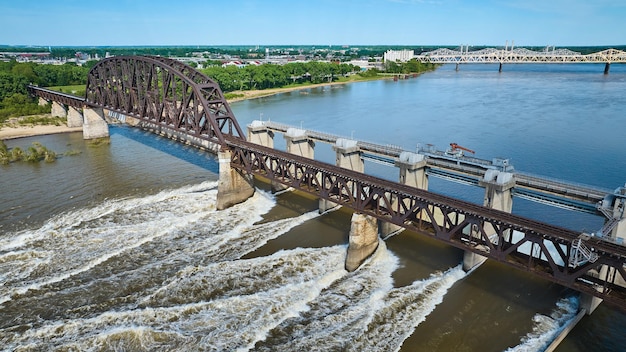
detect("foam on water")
[3,248,348,351]
[0,181,480,351]
[0,181,230,304]
[505,296,580,352]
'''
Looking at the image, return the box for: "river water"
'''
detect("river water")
[1,63,625,351]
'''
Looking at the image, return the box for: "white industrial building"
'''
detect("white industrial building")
[383,49,415,62]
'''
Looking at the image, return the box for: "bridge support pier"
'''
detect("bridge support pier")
[397,152,428,190]
[67,106,83,128]
[38,97,48,107]
[51,101,67,118]
[285,127,314,158]
[582,194,626,314]
[463,170,515,272]
[604,62,611,75]
[283,127,315,193]
[247,121,286,192]
[326,138,363,213]
[82,107,109,140]
[499,62,503,73]
[217,149,255,210]
[247,121,275,148]
[380,152,429,236]
[345,213,380,272]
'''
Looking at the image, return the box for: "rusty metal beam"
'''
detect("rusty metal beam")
[81,55,244,146]
[225,137,626,312]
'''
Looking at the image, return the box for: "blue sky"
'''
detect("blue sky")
[1,0,625,46]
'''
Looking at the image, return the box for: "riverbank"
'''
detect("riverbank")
[226,74,393,103]
[0,115,83,140]
[0,74,398,141]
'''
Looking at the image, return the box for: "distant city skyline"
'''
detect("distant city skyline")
[1,0,625,47]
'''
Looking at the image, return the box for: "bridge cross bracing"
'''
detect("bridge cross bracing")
[416,48,626,64]
[226,137,626,310]
[26,55,626,312]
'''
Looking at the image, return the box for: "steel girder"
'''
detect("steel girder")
[27,86,85,108]
[85,55,244,145]
[226,137,626,311]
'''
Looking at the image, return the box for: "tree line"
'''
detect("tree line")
[202,61,362,92]
[0,61,92,121]
[0,58,436,122]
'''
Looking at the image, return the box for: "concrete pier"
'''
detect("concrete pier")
[345,213,380,272]
[247,121,287,192]
[247,121,274,148]
[381,151,429,236]
[51,101,67,118]
[67,106,84,128]
[82,107,109,140]
[38,97,48,107]
[397,151,428,190]
[216,149,255,210]
[333,138,363,172]
[610,193,626,243]
[604,62,611,75]
[582,192,626,314]
[463,170,515,271]
[330,139,381,271]
[323,138,362,213]
[285,127,314,159]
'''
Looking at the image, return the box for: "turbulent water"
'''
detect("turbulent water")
[0,182,474,351]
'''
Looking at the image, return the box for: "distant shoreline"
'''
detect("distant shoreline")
[226,75,393,103]
[1,75,396,141]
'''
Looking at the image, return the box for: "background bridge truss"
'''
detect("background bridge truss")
[226,137,626,311]
[85,55,244,145]
[417,48,626,64]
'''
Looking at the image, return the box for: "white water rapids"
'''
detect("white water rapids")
[0,181,578,351]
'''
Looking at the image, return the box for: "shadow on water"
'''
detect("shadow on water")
[109,125,220,173]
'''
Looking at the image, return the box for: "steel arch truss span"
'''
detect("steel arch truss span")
[86,55,244,145]
[226,138,626,311]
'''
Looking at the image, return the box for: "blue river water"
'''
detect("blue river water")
[1,63,625,351]
[232,63,626,231]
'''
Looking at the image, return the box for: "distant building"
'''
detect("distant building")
[383,49,415,62]
[348,60,383,71]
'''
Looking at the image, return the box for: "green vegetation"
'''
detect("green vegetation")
[46,85,86,98]
[383,58,437,74]
[0,94,50,122]
[202,62,362,92]
[0,140,57,164]
[224,92,245,100]
[0,47,438,123]
[202,61,436,93]
[0,60,89,122]
[87,137,111,147]
[6,115,66,127]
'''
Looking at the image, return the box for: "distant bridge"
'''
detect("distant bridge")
[415,47,626,73]
[27,55,626,313]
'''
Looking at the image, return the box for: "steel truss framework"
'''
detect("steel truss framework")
[85,55,244,145]
[27,86,85,109]
[226,137,626,311]
[417,48,626,64]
